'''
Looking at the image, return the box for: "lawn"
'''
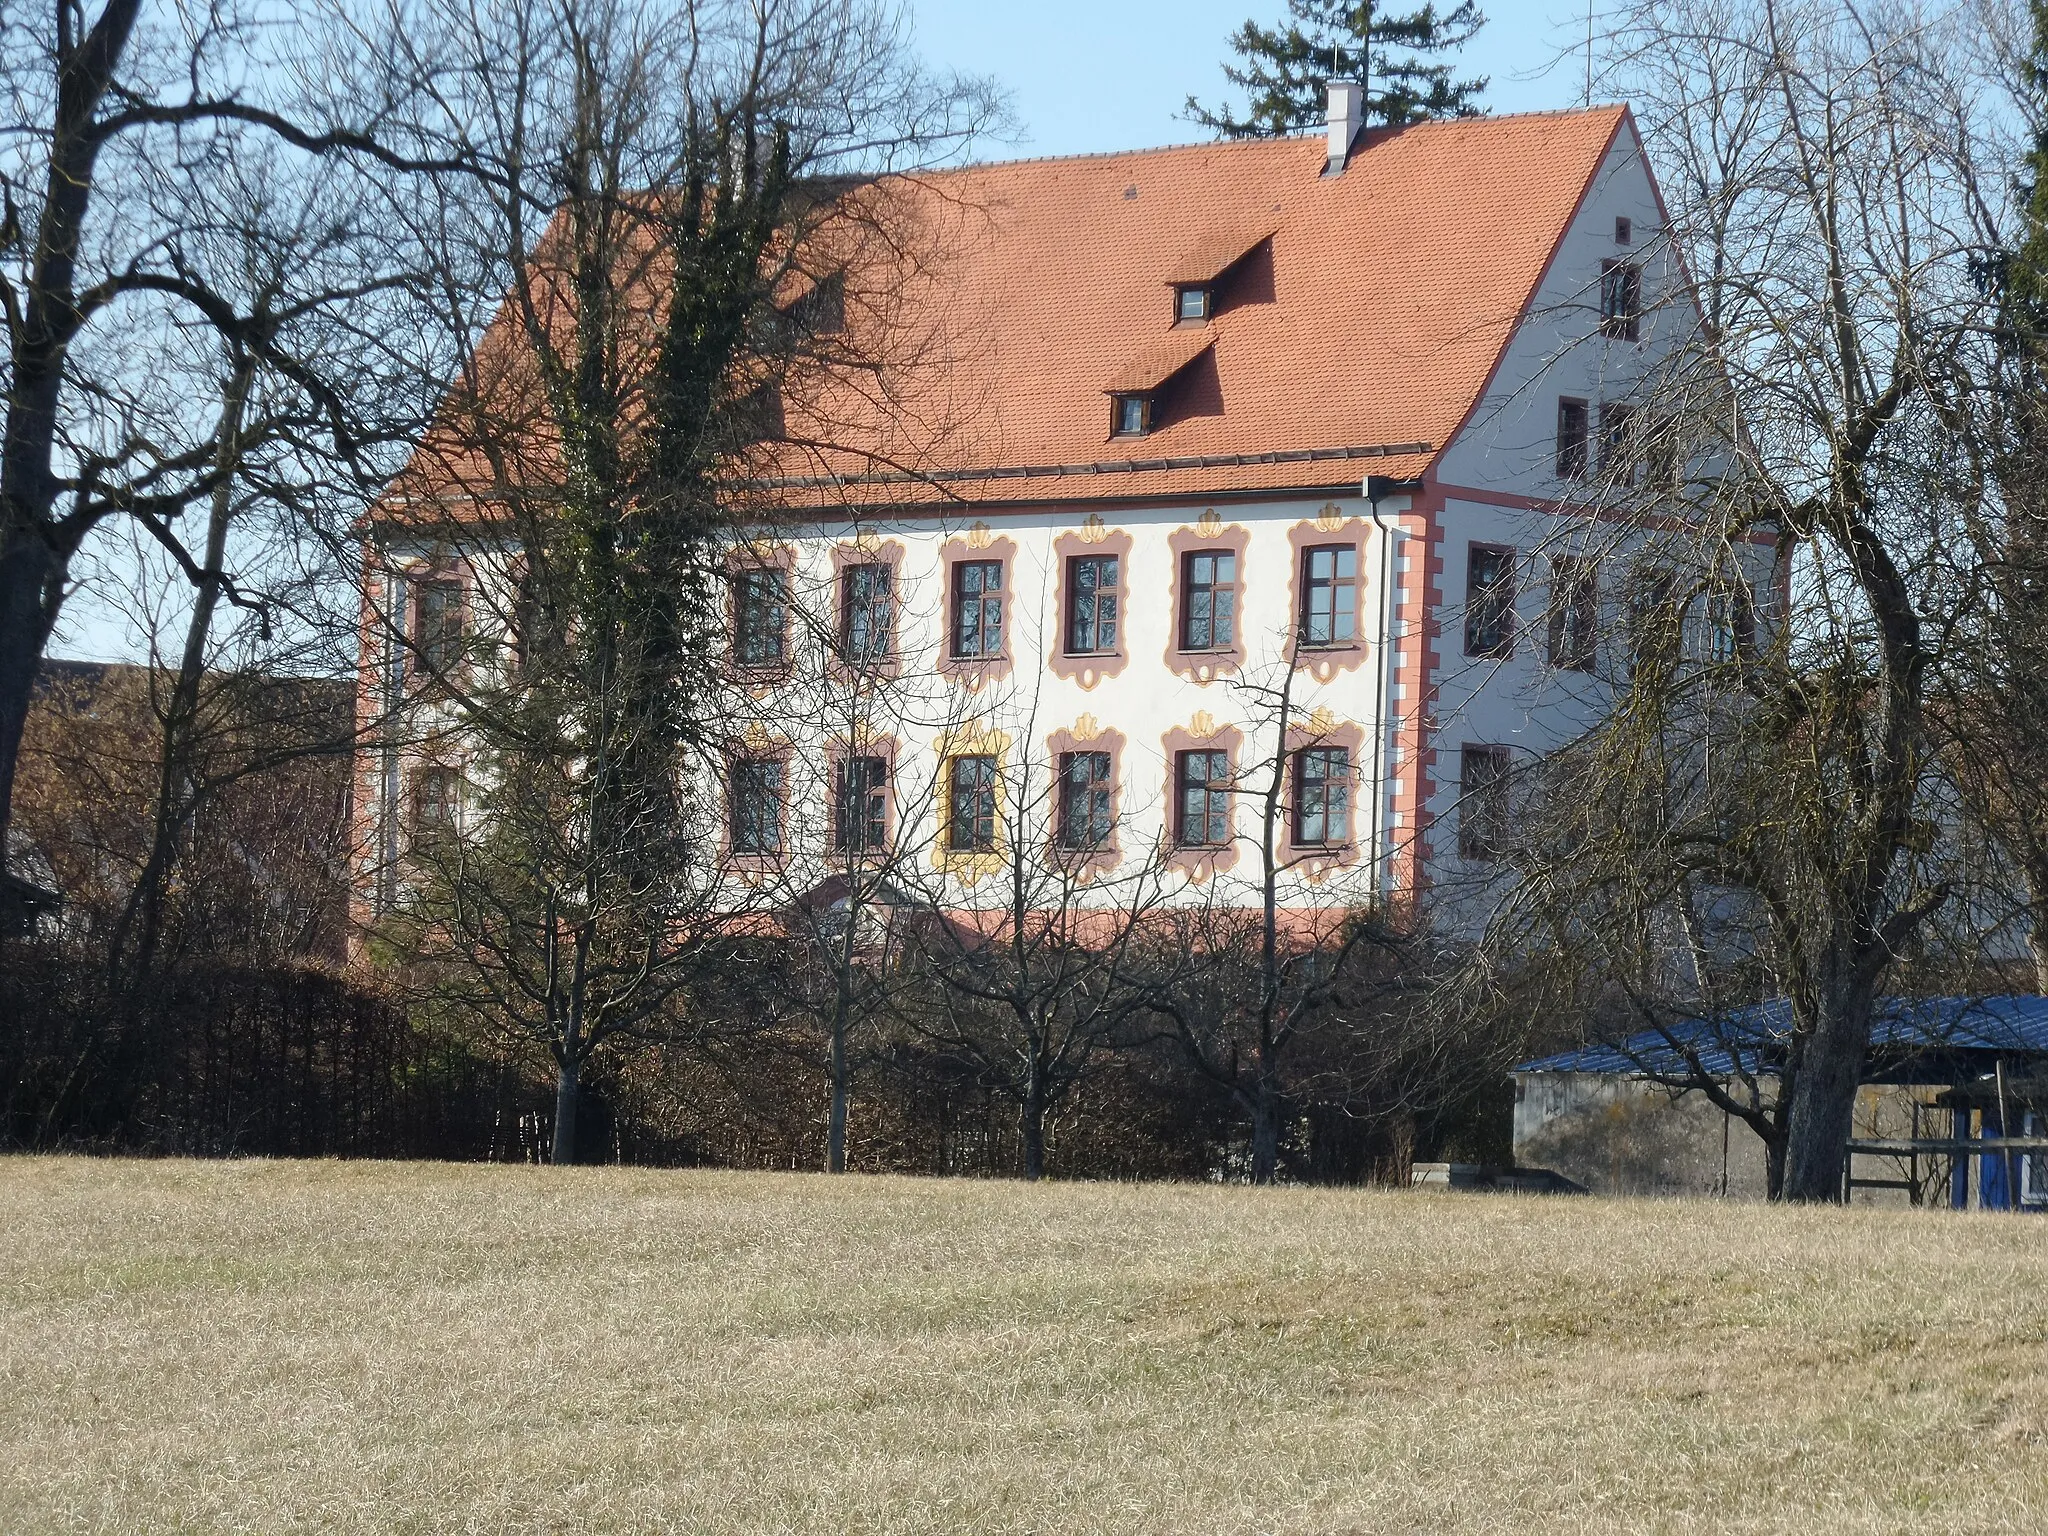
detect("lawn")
[1,1158,2044,1534]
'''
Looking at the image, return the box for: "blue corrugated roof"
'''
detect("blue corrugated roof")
[1517,995,2048,1076]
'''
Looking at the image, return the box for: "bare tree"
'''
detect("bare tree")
[896,688,1177,1181]
[357,0,1004,1162]
[1471,0,2013,1199]
[0,0,457,879]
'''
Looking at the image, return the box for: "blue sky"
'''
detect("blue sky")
[914,0,1599,159]
[50,0,1593,664]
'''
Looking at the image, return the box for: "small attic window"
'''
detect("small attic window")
[1175,285,1211,323]
[1112,394,1153,437]
[1615,217,1633,246]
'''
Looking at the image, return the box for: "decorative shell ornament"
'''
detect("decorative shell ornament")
[1315,503,1344,532]
[1190,709,1218,738]
[1079,513,1109,544]
[1072,713,1101,741]
[967,521,993,550]
[1196,508,1223,538]
[1307,706,1338,736]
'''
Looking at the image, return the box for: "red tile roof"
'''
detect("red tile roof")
[763,106,1630,509]
[389,107,1630,521]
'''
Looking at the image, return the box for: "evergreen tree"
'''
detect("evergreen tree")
[1186,0,1487,139]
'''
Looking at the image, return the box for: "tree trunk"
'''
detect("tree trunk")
[1020,1081,1046,1182]
[1249,1084,1281,1185]
[1780,979,1873,1202]
[0,536,66,856]
[827,1000,849,1174]
[551,1055,580,1165]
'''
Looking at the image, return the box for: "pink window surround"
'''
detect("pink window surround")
[725,543,798,685]
[1285,515,1371,683]
[1048,524,1134,689]
[720,745,792,874]
[1044,723,1128,879]
[1164,521,1249,684]
[1279,717,1367,876]
[829,537,907,681]
[824,735,900,861]
[937,533,1017,688]
[1161,721,1245,879]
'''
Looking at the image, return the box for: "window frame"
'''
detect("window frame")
[1291,745,1352,847]
[728,756,787,856]
[1546,555,1599,673]
[409,763,461,844]
[1111,393,1153,437]
[1599,258,1642,342]
[1056,749,1115,852]
[831,754,890,854]
[839,560,895,662]
[1174,748,1233,848]
[410,576,465,676]
[1174,285,1211,322]
[1598,400,1639,484]
[731,566,790,669]
[1297,542,1359,648]
[1463,543,1517,660]
[1064,553,1121,656]
[1458,745,1513,862]
[946,753,999,853]
[949,558,1006,660]
[1557,397,1590,480]
[1178,548,1239,652]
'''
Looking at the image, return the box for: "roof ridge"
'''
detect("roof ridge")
[945,105,1631,175]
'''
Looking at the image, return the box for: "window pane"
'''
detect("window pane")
[949,755,996,851]
[843,563,893,658]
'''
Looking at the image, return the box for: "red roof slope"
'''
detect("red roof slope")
[764,107,1629,508]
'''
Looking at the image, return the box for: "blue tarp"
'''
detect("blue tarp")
[1517,994,2048,1077]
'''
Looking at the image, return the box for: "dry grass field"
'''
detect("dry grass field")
[1,1159,2045,1534]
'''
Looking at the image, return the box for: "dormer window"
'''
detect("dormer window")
[1175,285,1211,323]
[1113,393,1153,437]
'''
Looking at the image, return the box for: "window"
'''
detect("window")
[733,568,788,666]
[1299,544,1357,646]
[950,559,1004,659]
[1557,397,1590,480]
[840,562,894,660]
[794,272,845,335]
[1176,285,1211,322]
[1600,258,1642,341]
[947,754,998,852]
[729,758,785,854]
[1629,570,1680,677]
[1293,747,1351,846]
[1065,555,1120,654]
[1179,550,1237,650]
[1615,216,1633,246]
[1598,401,1638,483]
[1057,751,1113,851]
[412,579,463,672]
[411,766,460,841]
[1706,585,1755,664]
[1464,544,1516,659]
[1175,749,1232,847]
[1645,415,1682,493]
[1547,556,1598,673]
[1113,394,1152,437]
[833,756,888,853]
[1458,746,1512,861]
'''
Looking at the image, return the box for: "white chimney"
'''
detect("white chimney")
[1325,79,1364,174]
